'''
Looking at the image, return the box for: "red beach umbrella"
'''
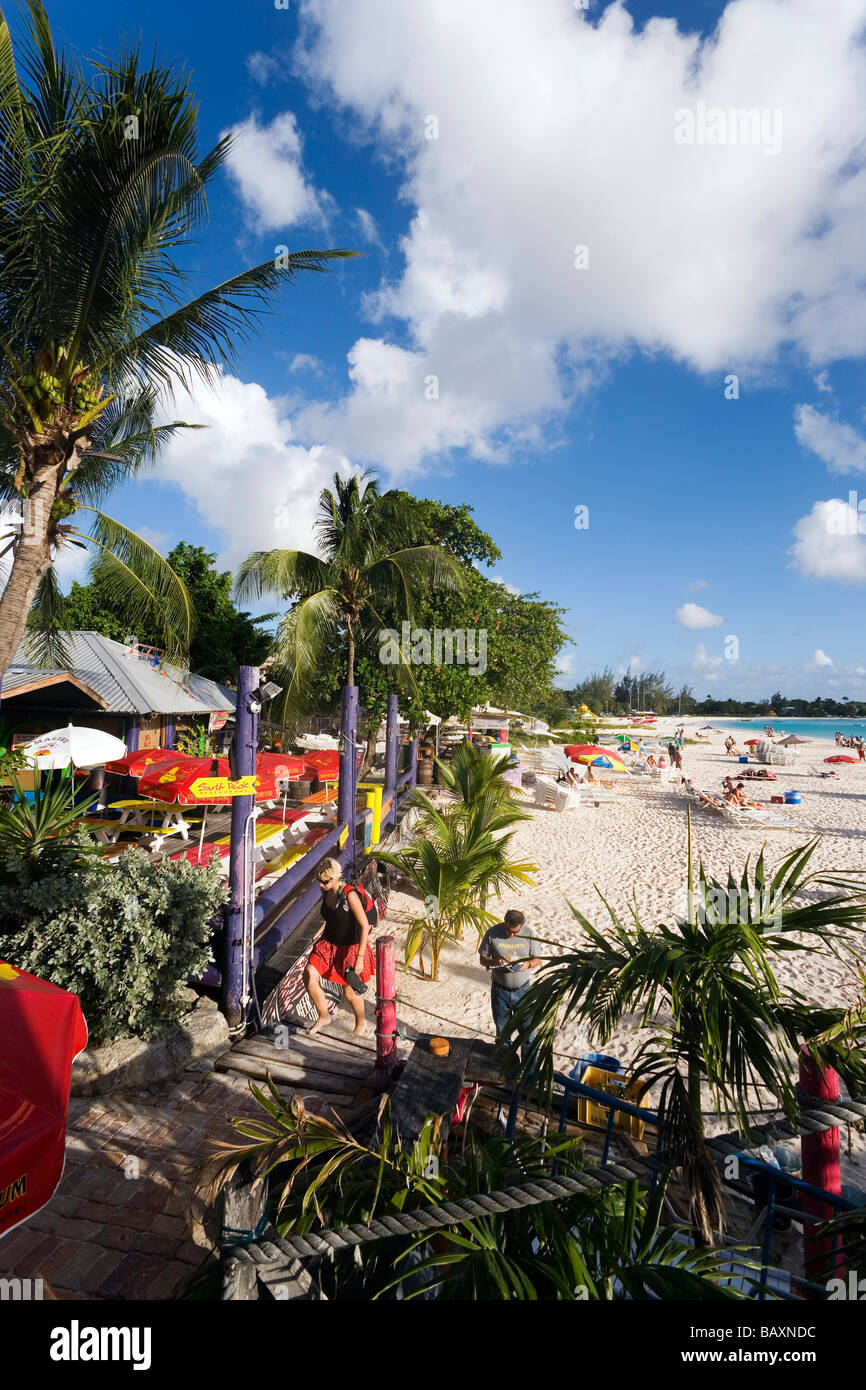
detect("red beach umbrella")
[0,961,87,1239]
[564,744,613,762]
[744,739,761,746]
[105,747,196,777]
[825,755,858,765]
[139,756,279,805]
[256,752,306,781]
[304,750,341,780]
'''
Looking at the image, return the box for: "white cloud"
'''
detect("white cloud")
[224,112,332,231]
[814,370,833,394]
[287,353,323,375]
[153,368,351,571]
[556,649,576,679]
[676,602,724,630]
[812,648,834,667]
[489,573,521,595]
[355,207,384,249]
[289,0,866,474]
[138,526,171,556]
[789,499,866,583]
[246,52,284,85]
[794,405,866,474]
[687,579,709,592]
[692,643,724,676]
[52,538,92,593]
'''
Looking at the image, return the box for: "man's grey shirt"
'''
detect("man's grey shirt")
[479,923,538,990]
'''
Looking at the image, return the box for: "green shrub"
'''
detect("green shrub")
[0,846,226,1044]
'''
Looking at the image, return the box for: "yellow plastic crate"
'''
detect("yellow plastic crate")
[576,1066,647,1140]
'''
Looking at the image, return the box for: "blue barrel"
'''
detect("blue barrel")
[784,790,801,805]
[739,755,749,763]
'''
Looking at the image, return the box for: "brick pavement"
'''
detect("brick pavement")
[0,1068,266,1302]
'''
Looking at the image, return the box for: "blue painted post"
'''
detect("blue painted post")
[338,685,358,875]
[384,694,398,829]
[223,665,259,1032]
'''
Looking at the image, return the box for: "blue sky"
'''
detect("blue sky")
[42,0,866,699]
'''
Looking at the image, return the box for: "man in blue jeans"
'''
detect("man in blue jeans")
[479,909,541,1069]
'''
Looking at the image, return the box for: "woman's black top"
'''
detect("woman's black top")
[320,888,361,946]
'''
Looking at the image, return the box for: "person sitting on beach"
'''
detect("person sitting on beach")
[304,858,376,1035]
[724,781,748,806]
[646,755,657,768]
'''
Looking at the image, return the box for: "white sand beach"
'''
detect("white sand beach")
[383,718,866,1175]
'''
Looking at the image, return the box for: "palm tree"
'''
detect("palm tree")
[511,822,866,1241]
[377,798,536,979]
[235,472,463,718]
[213,1085,752,1300]
[0,2,354,670]
[431,740,530,825]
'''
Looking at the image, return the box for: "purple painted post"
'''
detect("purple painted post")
[408,736,419,788]
[384,694,398,829]
[164,717,176,751]
[120,718,141,798]
[223,665,259,1032]
[338,684,358,874]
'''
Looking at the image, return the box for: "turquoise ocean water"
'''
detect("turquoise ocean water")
[717,718,866,744]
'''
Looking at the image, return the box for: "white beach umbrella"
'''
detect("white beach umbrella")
[20,724,127,770]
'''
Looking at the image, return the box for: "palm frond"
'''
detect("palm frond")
[77,507,195,662]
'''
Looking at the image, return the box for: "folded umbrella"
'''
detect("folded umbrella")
[0,961,87,1239]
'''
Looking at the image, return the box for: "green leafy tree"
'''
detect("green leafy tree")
[0,1,353,671]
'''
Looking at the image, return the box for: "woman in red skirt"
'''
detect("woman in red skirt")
[304,858,376,1034]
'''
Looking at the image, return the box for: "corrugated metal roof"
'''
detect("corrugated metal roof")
[4,632,237,717]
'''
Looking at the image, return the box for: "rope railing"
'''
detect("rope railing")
[222,1088,866,1285]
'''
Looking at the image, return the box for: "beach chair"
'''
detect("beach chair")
[534,775,580,811]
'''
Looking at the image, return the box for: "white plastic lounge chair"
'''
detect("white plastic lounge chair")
[534,775,581,811]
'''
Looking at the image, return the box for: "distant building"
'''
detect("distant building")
[0,632,235,751]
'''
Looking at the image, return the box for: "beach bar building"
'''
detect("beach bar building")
[0,631,236,750]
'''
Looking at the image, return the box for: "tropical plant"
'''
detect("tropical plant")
[377,797,536,978]
[0,770,103,885]
[510,822,866,1241]
[235,471,463,729]
[176,721,215,758]
[430,740,530,826]
[213,1086,750,1300]
[0,1,353,671]
[0,844,225,1042]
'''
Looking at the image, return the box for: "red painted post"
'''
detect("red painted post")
[375,935,397,1081]
[799,1047,843,1286]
